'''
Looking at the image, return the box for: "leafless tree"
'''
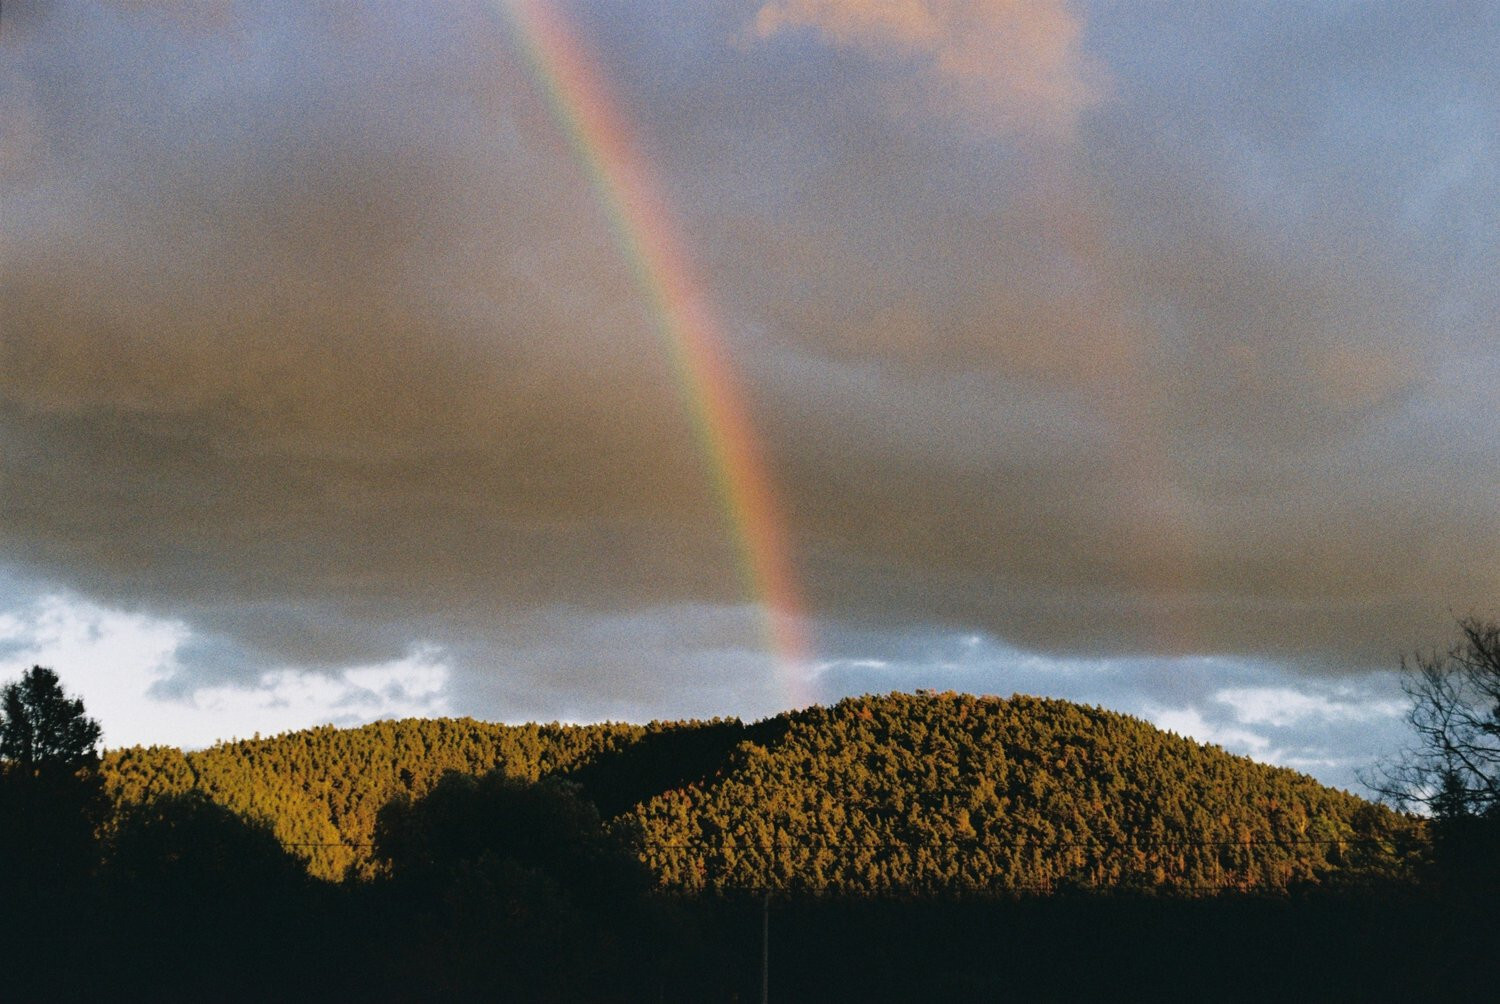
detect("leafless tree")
[1370,617,1500,819]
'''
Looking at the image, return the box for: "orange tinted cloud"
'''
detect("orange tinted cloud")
[752,0,1103,136]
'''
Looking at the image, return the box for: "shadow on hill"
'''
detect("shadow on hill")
[4,780,1490,1001]
[347,768,734,1001]
[102,793,340,1000]
[107,790,307,894]
[562,717,774,817]
[2,791,340,1002]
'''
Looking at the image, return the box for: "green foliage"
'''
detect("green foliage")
[100,692,1421,894]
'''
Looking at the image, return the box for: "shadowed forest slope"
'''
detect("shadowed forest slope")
[100,692,1421,891]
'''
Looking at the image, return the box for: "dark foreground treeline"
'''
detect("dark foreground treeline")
[2,845,1493,1001]
[2,691,1492,999]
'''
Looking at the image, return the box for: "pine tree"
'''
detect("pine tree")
[0,665,102,779]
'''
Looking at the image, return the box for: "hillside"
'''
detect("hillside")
[631,692,1419,893]
[100,691,1421,891]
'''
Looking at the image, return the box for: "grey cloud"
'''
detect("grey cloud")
[2,0,1497,722]
[3,2,747,671]
[443,602,789,725]
[806,623,1409,794]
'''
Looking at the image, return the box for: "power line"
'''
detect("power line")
[275,834,1412,850]
[639,835,1412,849]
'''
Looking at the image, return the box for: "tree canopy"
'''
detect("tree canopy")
[0,665,102,779]
[99,691,1421,894]
[0,666,106,905]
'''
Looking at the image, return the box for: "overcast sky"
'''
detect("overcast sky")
[3,1,1496,793]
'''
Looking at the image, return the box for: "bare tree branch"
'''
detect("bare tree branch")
[1366,617,1500,816]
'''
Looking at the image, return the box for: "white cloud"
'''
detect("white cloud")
[810,657,892,677]
[1213,685,1406,728]
[175,651,452,745]
[0,592,189,748]
[0,589,450,749]
[1144,706,1272,756]
[0,584,1415,796]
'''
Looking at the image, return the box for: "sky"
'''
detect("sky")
[2,1,1496,794]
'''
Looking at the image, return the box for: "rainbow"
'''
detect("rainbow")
[495,0,814,706]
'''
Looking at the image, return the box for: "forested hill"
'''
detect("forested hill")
[99,692,1421,892]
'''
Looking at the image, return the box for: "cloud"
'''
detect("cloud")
[1147,707,1272,757]
[1212,686,1406,729]
[1,1,742,668]
[0,581,450,747]
[800,623,1411,793]
[749,0,1103,136]
[2,0,1498,742]
[178,654,451,737]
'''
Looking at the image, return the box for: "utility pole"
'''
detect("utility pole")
[760,825,778,1003]
[761,889,770,1004]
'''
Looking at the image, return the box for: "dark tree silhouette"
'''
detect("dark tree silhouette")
[106,791,306,895]
[0,665,102,779]
[0,665,104,878]
[1370,617,1500,890]
[375,769,648,901]
[0,666,108,989]
[1372,618,1500,818]
[371,770,663,998]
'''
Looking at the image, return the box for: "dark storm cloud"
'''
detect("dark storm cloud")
[660,0,1500,666]
[2,0,745,686]
[3,0,1498,715]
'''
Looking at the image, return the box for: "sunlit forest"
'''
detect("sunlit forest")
[3,682,1492,1000]
[102,691,1421,892]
